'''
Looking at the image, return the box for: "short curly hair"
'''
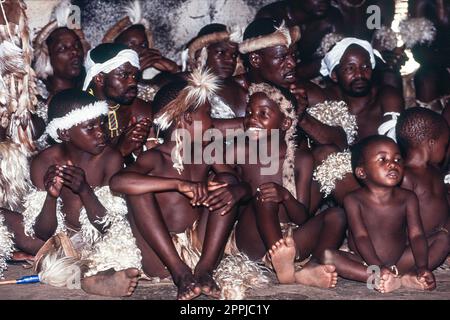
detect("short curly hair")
[396,107,448,153]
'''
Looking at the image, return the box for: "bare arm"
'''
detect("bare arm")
[405,192,429,271]
[30,157,59,240]
[292,83,348,149]
[344,194,384,266]
[380,85,405,118]
[110,150,176,194]
[283,150,313,224]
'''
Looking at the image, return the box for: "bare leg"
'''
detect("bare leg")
[81,268,139,297]
[194,189,239,298]
[396,230,450,273]
[127,194,201,300]
[253,197,283,251]
[323,249,401,293]
[311,207,347,260]
[1,209,44,255]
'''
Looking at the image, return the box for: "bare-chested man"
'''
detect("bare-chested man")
[83,43,152,160]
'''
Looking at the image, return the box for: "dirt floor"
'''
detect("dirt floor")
[1,262,450,300]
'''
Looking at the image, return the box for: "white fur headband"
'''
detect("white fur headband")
[82,49,140,90]
[239,21,300,54]
[320,37,384,77]
[45,101,109,142]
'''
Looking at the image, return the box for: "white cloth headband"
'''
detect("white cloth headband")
[320,37,384,77]
[82,49,140,90]
[45,101,109,142]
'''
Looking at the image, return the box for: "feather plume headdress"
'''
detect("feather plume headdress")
[247,83,298,198]
[102,0,153,48]
[183,25,243,71]
[154,68,220,131]
[398,18,436,49]
[33,0,90,80]
[239,21,301,54]
[153,68,220,174]
[0,0,39,153]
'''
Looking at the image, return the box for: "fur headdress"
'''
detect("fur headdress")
[0,0,38,153]
[102,0,153,47]
[33,0,90,80]
[239,21,301,54]
[247,83,298,199]
[183,25,243,71]
[153,68,220,174]
[0,141,31,212]
[398,18,436,49]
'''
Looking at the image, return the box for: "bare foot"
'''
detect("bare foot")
[378,273,401,293]
[401,273,428,291]
[268,237,296,284]
[175,272,201,300]
[194,269,221,298]
[81,268,139,297]
[294,262,338,288]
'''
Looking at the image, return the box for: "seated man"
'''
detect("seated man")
[104,0,179,102]
[313,37,405,207]
[0,89,141,296]
[256,0,344,81]
[83,43,152,160]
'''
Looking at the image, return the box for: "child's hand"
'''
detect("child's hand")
[178,181,226,206]
[57,161,90,195]
[417,268,436,291]
[203,184,244,216]
[44,165,63,198]
[256,182,290,203]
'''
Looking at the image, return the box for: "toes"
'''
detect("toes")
[285,236,295,247]
[125,268,140,278]
[324,264,336,273]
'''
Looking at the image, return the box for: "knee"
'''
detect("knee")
[323,207,347,230]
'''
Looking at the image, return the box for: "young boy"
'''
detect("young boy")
[324,135,435,293]
[110,68,252,300]
[0,89,142,296]
[228,83,344,288]
[396,107,450,271]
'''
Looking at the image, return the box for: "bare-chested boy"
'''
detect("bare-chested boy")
[324,135,436,293]
[227,83,344,288]
[0,89,142,296]
[110,69,251,300]
[396,107,450,270]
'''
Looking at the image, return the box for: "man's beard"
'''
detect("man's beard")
[343,79,372,97]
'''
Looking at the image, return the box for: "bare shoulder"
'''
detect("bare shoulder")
[379,85,404,113]
[396,187,419,204]
[98,145,122,162]
[297,80,327,105]
[131,98,153,120]
[31,145,61,167]
[343,188,364,206]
